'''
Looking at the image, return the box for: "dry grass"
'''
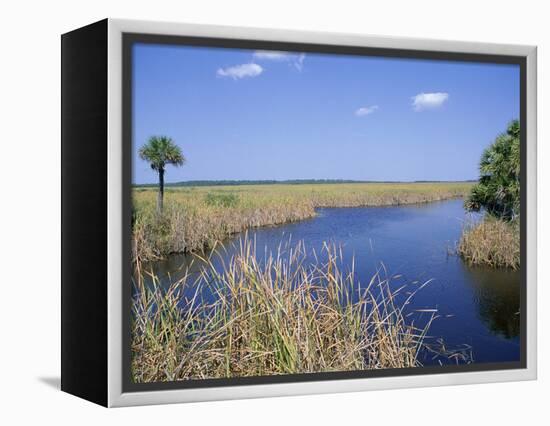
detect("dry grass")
[458,217,520,269]
[131,237,441,382]
[133,182,472,261]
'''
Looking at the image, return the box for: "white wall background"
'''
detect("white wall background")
[1,0,547,424]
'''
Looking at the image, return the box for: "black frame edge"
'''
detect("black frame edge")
[61,18,109,407]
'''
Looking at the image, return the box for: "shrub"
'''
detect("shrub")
[205,192,239,208]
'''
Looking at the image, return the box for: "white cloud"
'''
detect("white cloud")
[217,63,263,79]
[355,105,379,116]
[253,50,306,71]
[253,51,290,60]
[294,53,306,71]
[411,92,449,111]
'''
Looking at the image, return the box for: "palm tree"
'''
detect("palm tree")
[139,136,185,214]
[465,120,520,220]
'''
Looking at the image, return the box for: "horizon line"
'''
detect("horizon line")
[133,178,477,187]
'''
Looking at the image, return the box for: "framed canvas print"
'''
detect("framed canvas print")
[61,18,537,407]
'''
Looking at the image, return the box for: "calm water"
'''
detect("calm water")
[141,199,520,365]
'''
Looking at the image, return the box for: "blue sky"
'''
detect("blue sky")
[132,43,519,184]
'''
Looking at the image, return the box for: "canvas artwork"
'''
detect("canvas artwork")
[129,42,523,385]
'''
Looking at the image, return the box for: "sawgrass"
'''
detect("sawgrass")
[132,182,472,261]
[458,217,520,269]
[131,237,446,382]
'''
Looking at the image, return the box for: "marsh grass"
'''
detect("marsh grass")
[130,237,459,383]
[133,182,472,261]
[458,217,520,269]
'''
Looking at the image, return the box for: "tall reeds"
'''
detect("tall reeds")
[131,238,440,382]
[458,217,520,269]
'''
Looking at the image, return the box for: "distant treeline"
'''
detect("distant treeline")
[134,179,476,188]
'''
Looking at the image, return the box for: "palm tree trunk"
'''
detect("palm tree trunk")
[157,168,164,215]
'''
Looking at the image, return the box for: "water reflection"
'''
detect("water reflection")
[462,264,521,339]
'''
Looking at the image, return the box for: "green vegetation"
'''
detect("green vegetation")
[465,120,520,219]
[460,120,521,269]
[132,182,472,262]
[138,136,185,214]
[131,238,451,382]
[204,192,239,208]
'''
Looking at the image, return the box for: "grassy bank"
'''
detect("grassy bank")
[133,182,472,261]
[458,217,520,269]
[131,238,445,382]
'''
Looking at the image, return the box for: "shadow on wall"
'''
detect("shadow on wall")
[37,376,61,390]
